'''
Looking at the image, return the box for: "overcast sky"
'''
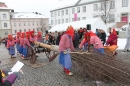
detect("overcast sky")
[0,0,59,18]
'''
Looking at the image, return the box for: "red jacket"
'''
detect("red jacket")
[106,34,117,46]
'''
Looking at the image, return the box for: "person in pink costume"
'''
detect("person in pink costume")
[7,34,16,58]
[19,33,25,56]
[15,32,21,55]
[30,31,37,47]
[59,26,74,76]
[89,31,104,54]
[22,33,31,59]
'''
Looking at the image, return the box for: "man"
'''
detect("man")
[30,31,37,47]
[123,23,130,52]
[19,33,24,56]
[73,30,79,48]
[59,26,74,76]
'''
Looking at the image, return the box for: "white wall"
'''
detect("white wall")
[11,18,49,35]
[51,0,130,29]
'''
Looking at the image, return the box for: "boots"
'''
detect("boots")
[64,68,73,76]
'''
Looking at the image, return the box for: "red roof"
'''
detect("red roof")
[0,3,7,7]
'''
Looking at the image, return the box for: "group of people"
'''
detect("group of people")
[6,31,43,59]
[58,26,118,76]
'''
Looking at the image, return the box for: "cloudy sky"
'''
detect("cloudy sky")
[0,0,59,18]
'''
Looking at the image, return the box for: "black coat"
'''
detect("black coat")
[100,32,106,41]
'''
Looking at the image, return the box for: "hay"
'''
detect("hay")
[71,50,130,85]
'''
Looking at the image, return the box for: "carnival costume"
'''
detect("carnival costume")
[89,31,104,54]
[59,26,74,76]
[105,28,118,56]
[7,34,16,58]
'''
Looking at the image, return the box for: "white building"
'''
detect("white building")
[0,2,12,38]
[10,12,49,36]
[50,0,130,29]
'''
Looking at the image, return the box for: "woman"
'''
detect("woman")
[89,31,104,54]
[7,34,16,58]
[59,26,74,76]
[105,28,118,56]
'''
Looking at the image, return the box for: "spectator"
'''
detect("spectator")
[100,30,106,45]
[54,31,58,44]
[123,23,130,52]
[73,30,79,48]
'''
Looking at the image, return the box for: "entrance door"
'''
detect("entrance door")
[121,16,128,23]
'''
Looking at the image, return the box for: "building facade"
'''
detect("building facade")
[10,12,49,36]
[50,0,130,28]
[0,2,12,38]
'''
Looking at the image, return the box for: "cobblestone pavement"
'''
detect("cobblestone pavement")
[0,44,130,86]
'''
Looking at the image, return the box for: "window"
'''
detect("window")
[29,29,30,31]
[62,19,64,23]
[15,30,17,33]
[62,10,64,15]
[19,30,21,32]
[24,29,26,32]
[58,11,60,16]
[72,18,74,22]
[110,0,115,9]
[51,20,53,25]
[94,4,98,11]
[40,22,42,25]
[55,12,57,16]
[101,3,105,10]
[14,23,16,27]
[83,6,86,13]
[5,31,8,35]
[4,23,7,27]
[66,9,68,15]
[32,22,34,26]
[77,17,80,21]
[58,19,60,24]
[33,29,35,32]
[51,12,53,17]
[122,0,128,7]
[66,18,68,23]
[28,22,30,26]
[24,23,26,26]
[37,22,38,26]
[19,23,21,26]
[82,17,86,20]
[72,8,75,14]
[77,7,80,13]
[37,28,39,31]
[3,14,7,19]
[109,14,115,22]
[55,20,57,25]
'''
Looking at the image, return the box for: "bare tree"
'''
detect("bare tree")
[93,0,115,24]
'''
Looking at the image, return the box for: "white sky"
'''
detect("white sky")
[0,0,59,18]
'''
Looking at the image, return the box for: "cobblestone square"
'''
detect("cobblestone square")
[0,44,130,86]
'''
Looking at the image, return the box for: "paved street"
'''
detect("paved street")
[0,44,130,86]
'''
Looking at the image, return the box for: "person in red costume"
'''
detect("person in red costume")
[89,31,104,54]
[6,34,16,58]
[106,28,118,56]
[59,25,74,76]
[16,32,21,55]
[79,30,90,51]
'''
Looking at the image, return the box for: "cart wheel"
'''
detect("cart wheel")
[27,46,36,64]
[45,48,55,59]
[29,55,36,64]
